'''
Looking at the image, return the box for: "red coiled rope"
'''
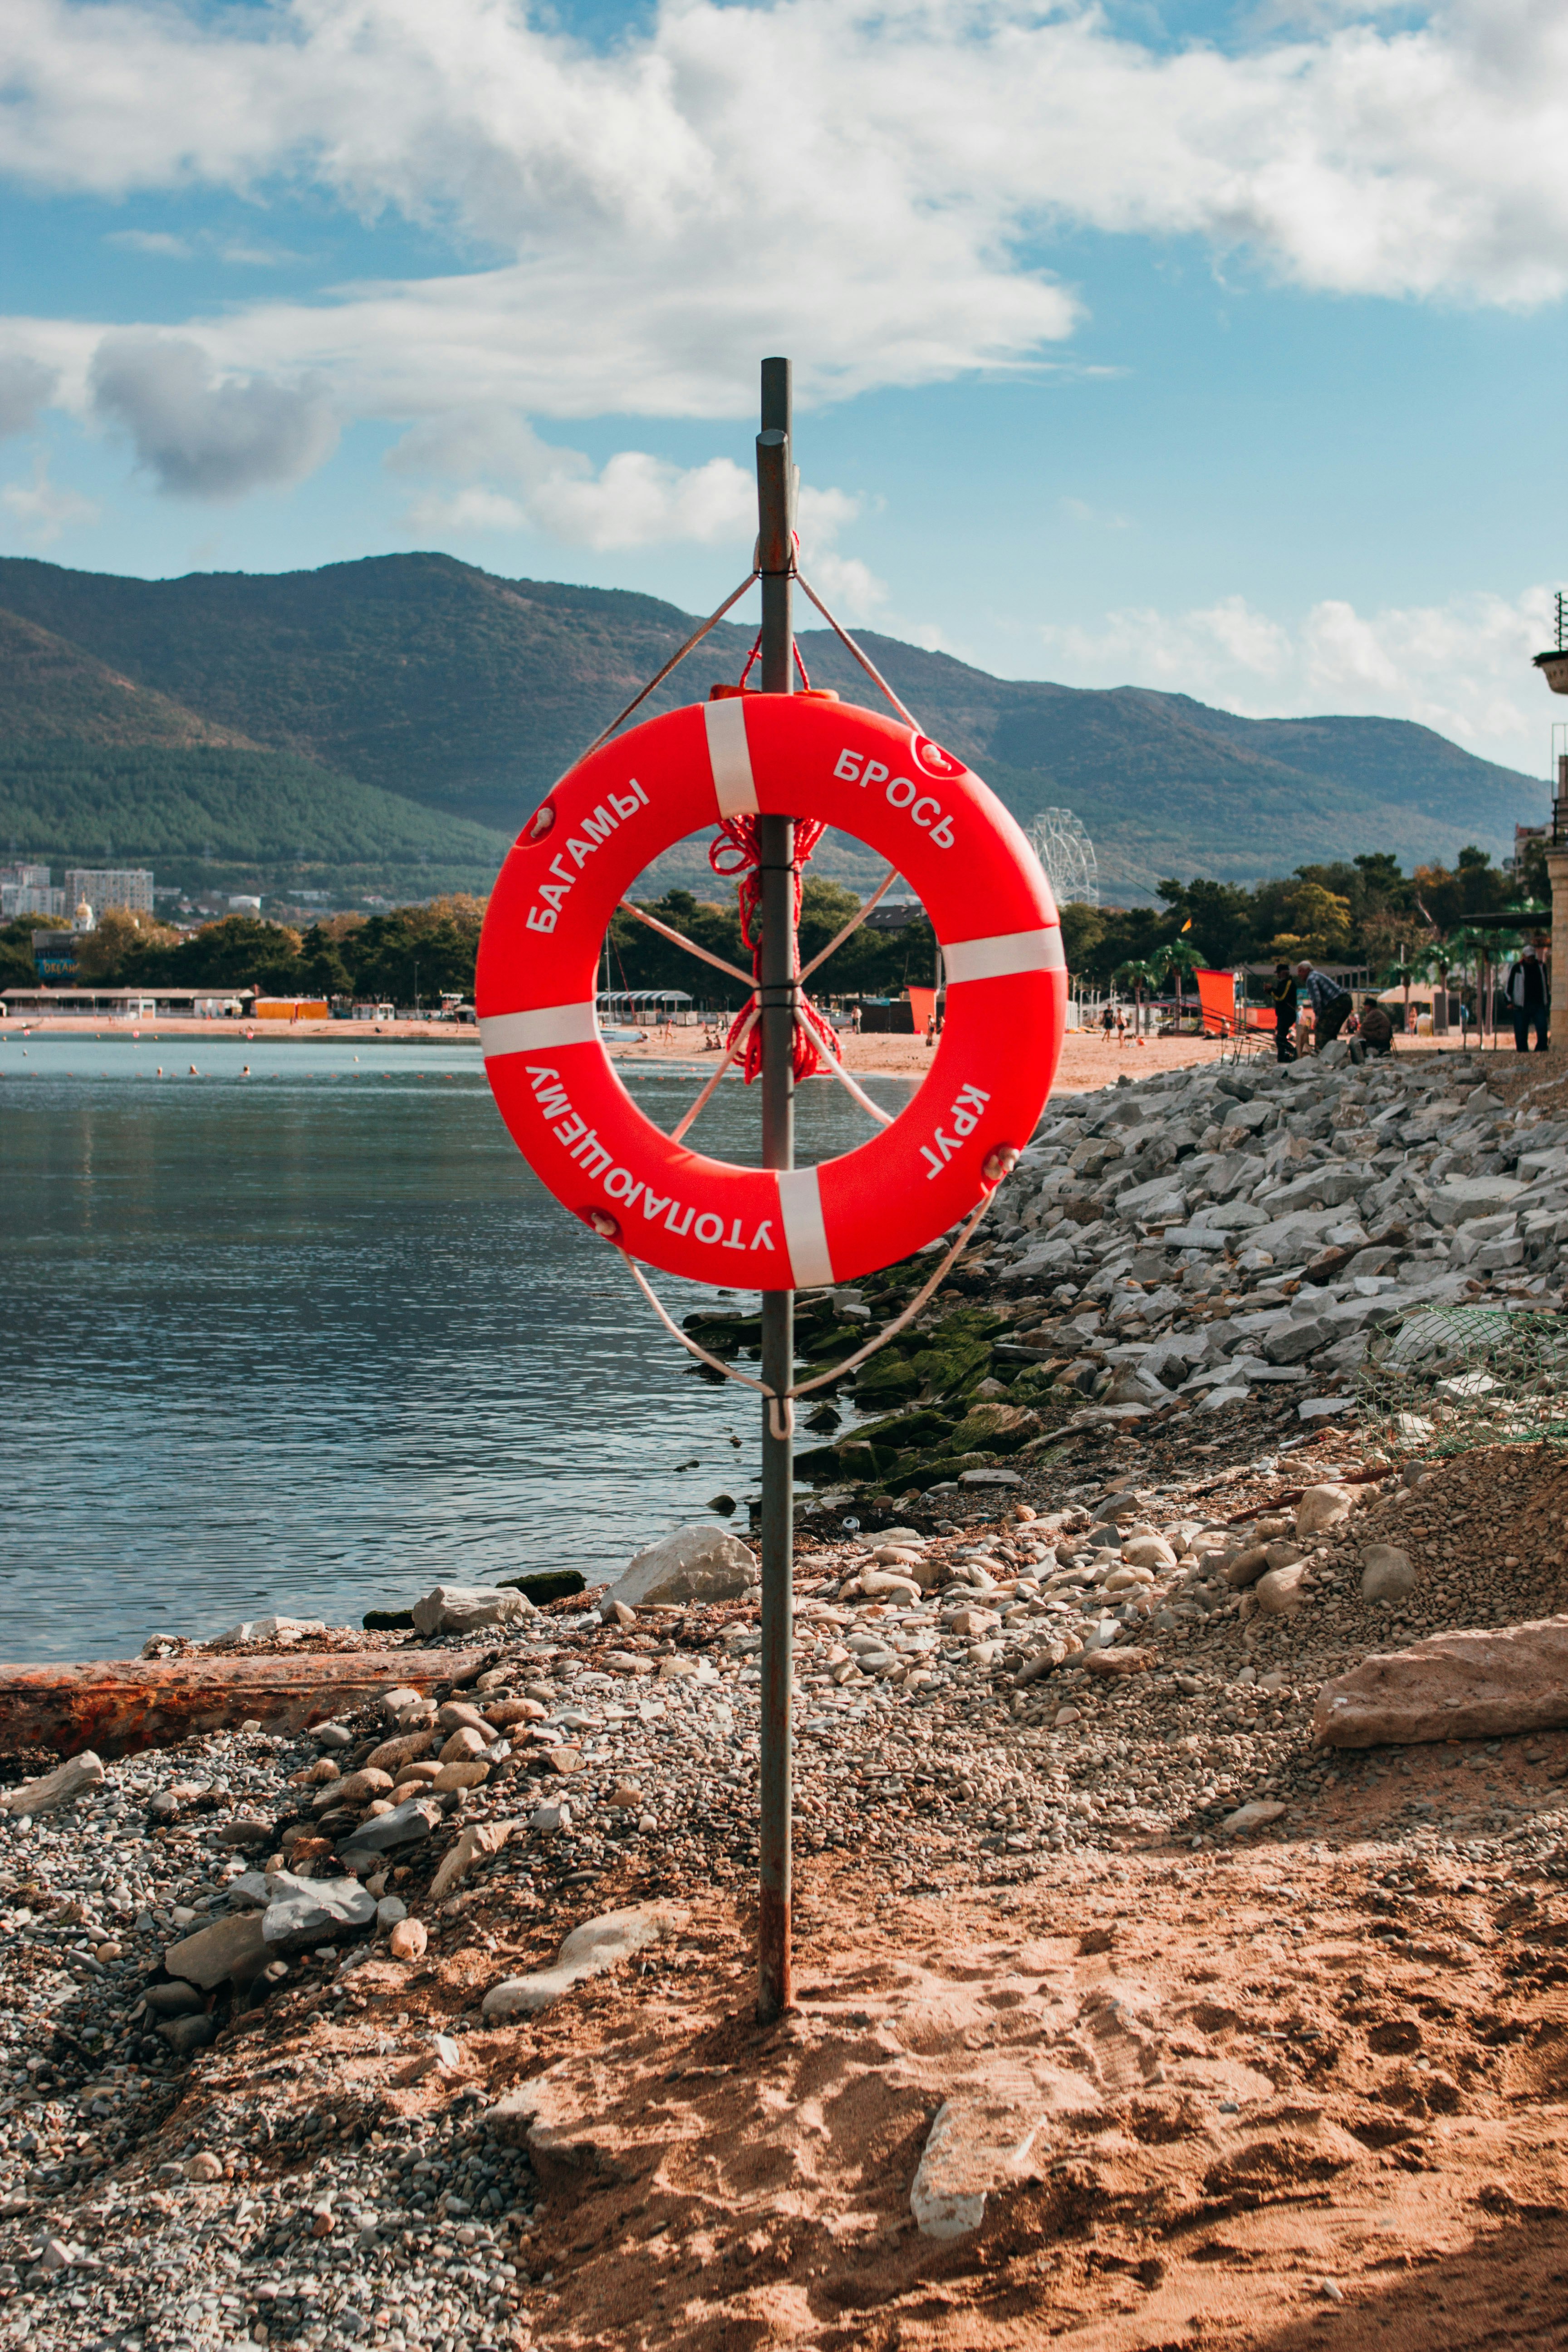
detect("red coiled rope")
[709,808,842,1084]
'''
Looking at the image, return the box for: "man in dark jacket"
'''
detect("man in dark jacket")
[1271,961,1297,1062]
[1505,942,1549,1051]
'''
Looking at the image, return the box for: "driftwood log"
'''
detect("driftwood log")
[0,1648,497,1760]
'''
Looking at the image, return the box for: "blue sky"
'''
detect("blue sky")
[3,0,1566,780]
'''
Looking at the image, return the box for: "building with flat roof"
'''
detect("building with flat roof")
[64,868,154,916]
[2,987,241,1018]
[2,882,65,918]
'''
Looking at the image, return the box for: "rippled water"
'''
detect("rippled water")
[0,1032,913,1661]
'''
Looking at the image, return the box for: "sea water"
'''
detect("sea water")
[0,1031,914,1661]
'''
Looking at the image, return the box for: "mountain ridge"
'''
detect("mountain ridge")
[0,552,1543,900]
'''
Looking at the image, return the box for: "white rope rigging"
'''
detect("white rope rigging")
[575,568,760,765]
[573,544,990,1423]
[614,1172,1007,1441]
[795,572,921,732]
[617,897,757,990]
[669,1008,758,1144]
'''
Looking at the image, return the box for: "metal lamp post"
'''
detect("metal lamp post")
[1529,592,1568,1047]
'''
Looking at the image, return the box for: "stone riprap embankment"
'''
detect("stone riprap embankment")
[729,1043,1568,1519]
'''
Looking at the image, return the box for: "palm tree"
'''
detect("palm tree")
[1116,956,1164,1039]
[1420,941,1454,1038]
[1160,937,1205,1034]
[1379,956,1419,1039]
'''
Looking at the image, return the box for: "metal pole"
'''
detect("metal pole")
[756,355,795,2024]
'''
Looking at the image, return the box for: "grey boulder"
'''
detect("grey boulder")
[482,1902,689,2019]
[262,1872,378,1951]
[337,1796,444,1867]
[164,1910,269,1990]
[410,1584,536,1637]
[158,2013,219,2056]
[1361,1544,1418,1603]
[1262,1317,1334,1367]
[1429,1176,1525,1227]
[608,1524,758,1608]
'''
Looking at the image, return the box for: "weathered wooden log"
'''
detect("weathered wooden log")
[0,1648,497,1760]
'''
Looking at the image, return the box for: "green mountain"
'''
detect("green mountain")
[0,596,510,898]
[0,553,1544,901]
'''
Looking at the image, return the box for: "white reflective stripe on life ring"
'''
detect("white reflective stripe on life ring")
[480,1002,598,1058]
[943,927,1066,985]
[776,1165,835,1288]
[704,696,759,817]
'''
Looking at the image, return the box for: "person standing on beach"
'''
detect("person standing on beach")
[1504,941,1549,1051]
[1271,961,1298,1062]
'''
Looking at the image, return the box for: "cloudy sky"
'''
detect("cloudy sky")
[3,0,1566,775]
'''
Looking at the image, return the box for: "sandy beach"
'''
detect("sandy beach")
[0,1014,1474,1088]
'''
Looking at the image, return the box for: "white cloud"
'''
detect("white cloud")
[1061,495,1130,530]
[1042,584,1558,771]
[89,333,338,498]
[5,0,1568,436]
[104,228,191,257]
[0,353,56,437]
[0,447,97,540]
[390,407,887,594]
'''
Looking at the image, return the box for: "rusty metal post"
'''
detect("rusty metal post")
[756,355,796,2023]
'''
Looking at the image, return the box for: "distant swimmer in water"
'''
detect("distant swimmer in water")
[189,1063,199,1075]
[242,1064,251,1077]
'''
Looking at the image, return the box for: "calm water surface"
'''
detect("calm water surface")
[1,1032,913,1661]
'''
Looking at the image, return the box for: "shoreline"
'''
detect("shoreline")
[0,1015,1487,1089]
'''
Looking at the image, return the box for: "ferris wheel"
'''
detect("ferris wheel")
[1026,806,1099,909]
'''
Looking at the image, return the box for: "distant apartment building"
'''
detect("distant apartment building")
[0,862,66,920]
[2,883,66,919]
[64,868,155,917]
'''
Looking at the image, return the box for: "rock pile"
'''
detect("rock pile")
[745,1045,1568,1516]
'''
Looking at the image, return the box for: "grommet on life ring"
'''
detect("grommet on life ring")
[476,692,1066,1288]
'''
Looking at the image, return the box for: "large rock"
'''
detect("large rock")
[430,1819,516,1902]
[164,1909,269,1989]
[1262,1317,1334,1367]
[1202,1200,1268,1231]
[1314,1616,1568,1747]
[607,1525,758,1609]
[0,1751,105,1817]
[336,1796,443,1867]
[909,2098,1045,2241]
[1114,1178,1187,1225]
[948,1401,1043,1455]
[1218,1799,1288,1838]
[1361,1545,1417,1603]
[1255,1563,1311,1615]
[1295,1484,1354,1536]
[1272,1165,1370,1215]
[1429,1176,1526,1227]
[261,1872,377,1951]
[409,1585,536,1637]
[481,1903,689,2018]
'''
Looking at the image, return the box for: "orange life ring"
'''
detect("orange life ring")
[476,692,1065,1287]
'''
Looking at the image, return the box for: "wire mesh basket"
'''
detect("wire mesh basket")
[1357,1301,1568,1458]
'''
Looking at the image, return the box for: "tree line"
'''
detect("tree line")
[0,876,939,1004]
[1060,845,1545,991]
[0,844,1541,1003]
